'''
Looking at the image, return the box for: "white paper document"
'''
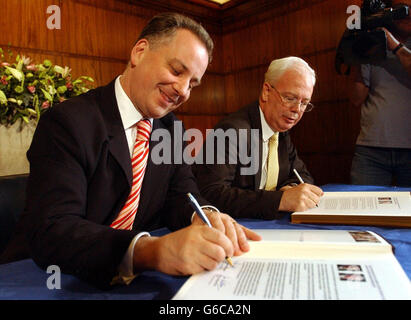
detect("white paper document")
[173,230,411,300]
[295,191,411,216]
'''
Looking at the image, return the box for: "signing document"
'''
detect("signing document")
[173,229,411,300]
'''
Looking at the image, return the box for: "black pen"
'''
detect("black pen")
[187,193,234,267]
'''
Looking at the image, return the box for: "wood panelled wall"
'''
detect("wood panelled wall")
[2,0,157,87]
[1,0,363,185]
[218,0,363,185]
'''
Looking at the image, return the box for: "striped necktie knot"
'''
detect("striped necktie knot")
[137,119,152,142]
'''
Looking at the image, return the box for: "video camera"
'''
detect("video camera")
[335,0,409,74]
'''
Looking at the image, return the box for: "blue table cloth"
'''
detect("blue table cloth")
[1,184,410,300]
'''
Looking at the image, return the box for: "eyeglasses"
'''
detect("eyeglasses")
[268,84,314,112]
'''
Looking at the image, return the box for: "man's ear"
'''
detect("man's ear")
[261,82,270,102]
[130,39,149,67]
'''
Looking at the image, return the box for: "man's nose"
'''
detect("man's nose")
[289,101,303,113]
[173,79,190,100]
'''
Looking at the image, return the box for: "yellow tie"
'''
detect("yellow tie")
[265,132,279,191]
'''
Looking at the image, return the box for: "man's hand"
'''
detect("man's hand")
[192,210,262,256]
[279,183,323,212]
[381,27,411,75]
[132,212,261,276]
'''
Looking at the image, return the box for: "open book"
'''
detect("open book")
[291,191,411,227]
[173,229,411,300]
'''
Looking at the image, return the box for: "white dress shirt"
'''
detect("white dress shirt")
[113,76,152,284]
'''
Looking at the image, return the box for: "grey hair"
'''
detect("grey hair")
[264,56,316,86]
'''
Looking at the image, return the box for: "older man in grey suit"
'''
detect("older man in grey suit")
[194,57,323,220]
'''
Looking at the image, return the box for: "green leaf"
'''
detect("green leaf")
[14,85,24,94]
[79,76,94,82]
[5,66,24,82]
[41,88,53,102]
[37,64,46,72]
[16,57,24,71]
[53,65,64,74]
[57,85,67,94]
[47,85,56,95]
[0,90,7,105]
[27,108,37,116]
[17,108,28,115]
[33,95,40,121]
[43,59,52,67]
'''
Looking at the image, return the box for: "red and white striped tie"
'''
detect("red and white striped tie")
[111,119,152,230]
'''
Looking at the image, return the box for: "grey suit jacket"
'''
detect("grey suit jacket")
[194,102,314,219]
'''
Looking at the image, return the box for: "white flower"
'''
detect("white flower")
[54,65,71,78]
[62,66,71,78]
[21,55,31,65]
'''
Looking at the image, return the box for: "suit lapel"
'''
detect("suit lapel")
[100,80,133,187]
[277,132,288,185]
[248,103,263,191]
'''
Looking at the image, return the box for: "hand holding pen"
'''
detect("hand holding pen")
[278,169,323,212]
[187,193,262,267]
[293,169,319,207]
[132,194,261,277]
[187,193,234,267]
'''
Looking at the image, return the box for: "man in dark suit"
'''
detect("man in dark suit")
[194,57,323,220]
[21,13,260,288]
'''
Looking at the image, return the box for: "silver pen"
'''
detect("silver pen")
[187,193,234,267]
[293,168,304,184]
[293,169,318,207]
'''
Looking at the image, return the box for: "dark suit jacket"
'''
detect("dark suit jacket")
[193,102,313,220]
[20,79,207,288]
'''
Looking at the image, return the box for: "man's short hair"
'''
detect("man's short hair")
[264,56,316,86]
[137,12,214,63]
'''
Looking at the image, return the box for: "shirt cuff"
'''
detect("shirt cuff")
[111,231,150,286]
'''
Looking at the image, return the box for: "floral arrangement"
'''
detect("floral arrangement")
[0,47,94,126]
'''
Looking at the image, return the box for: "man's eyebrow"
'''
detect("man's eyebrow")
[170,58,202,86]
[282,91,310,101]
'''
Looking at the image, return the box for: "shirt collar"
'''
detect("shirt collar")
[114,76,152,130]
[259,105,277,142]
